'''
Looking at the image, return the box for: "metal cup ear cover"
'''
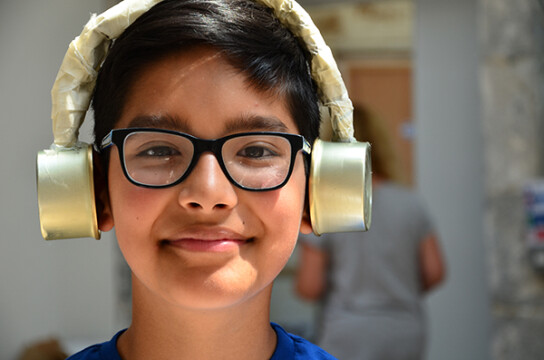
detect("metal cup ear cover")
[36,143,100,240]
[309,139,372,235]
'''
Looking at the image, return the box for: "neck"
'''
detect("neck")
[117,277,277,360]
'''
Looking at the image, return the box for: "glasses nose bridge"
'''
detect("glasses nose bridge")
[191,137,225,168]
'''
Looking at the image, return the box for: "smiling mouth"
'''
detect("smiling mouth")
[162,238,254,252]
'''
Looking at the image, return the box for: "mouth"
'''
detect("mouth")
[161,228,254,253]
[162,238,252,252]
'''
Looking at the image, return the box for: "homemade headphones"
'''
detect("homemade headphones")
[36,0,371,240]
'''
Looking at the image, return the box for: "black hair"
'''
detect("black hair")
[92,0,320,153]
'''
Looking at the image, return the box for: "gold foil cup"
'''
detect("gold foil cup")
[309,139,372,235]
[36,143,100,240]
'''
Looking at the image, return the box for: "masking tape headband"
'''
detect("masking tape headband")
[51,0,354,148]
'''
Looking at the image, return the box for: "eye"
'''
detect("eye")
[137,145,181,157]
[237,145,277,159]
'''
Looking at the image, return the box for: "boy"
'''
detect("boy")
[66,0,338,358]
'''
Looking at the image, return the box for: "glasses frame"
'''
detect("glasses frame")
[100,127,312,191]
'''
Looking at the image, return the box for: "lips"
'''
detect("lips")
[162,227,250,252]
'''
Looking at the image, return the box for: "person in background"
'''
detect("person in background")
[295,104,446,360]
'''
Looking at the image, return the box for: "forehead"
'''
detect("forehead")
[117,47,297,138]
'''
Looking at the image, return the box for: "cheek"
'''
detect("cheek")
[261,185,306,285]
[110,189,154,235]
[107,150,162,219]
[256,163,307,250]
[107,158,162,253]
[108,160,143,223]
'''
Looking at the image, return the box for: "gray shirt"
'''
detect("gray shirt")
[300,182,435,359]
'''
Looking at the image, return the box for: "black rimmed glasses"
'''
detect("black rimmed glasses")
[100,128,312,191]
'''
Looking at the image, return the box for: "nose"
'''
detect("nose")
[177,152,238,212]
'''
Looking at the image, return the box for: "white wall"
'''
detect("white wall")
[0,1,117,358]
[414,0,491,359]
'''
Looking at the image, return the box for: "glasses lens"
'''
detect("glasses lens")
[222,134,292,189]
[123,131,194,186]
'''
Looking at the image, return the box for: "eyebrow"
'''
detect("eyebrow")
[127,115,188,131]
[224,114,289,133]
[126,113,290,134]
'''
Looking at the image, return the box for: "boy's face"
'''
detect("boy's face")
[101,47,312,310]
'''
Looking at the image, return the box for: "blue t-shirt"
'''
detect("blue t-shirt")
[67,323,336,359]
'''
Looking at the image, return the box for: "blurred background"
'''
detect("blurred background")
[1,0,543,359]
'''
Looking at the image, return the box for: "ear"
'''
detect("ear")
[300,207,313,235]
[93,151,114,232]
